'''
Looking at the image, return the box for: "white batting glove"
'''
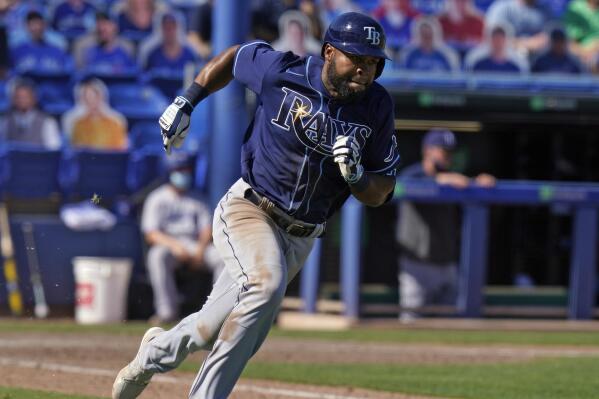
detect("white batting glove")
[333,135,364,184]
[159,96,193,154]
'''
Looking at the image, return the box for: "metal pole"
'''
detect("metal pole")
[209,0,249,207]
[340,197,363,319]
[457,204,489,317]
[568,207,598,319]
[300,239,322,313]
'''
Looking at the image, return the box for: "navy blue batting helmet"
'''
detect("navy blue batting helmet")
[322,12,390,78]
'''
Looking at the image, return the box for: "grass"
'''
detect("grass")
[0,387,101,399]
[2,318,599,398]
[2,319,599,347]
[238,357,599,399]
[270,328,599,346]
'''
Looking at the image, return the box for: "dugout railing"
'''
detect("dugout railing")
[299,179,599,320]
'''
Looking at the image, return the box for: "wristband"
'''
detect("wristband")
[349,173,369,192]
[183,82,209,107]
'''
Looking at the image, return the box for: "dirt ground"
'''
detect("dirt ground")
[2,319,599,399]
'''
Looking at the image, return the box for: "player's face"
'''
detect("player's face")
[424,146,452,172]
[324,46,379,102]
[13,87,36,112]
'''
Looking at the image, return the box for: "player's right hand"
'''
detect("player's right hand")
[159,96,194,154]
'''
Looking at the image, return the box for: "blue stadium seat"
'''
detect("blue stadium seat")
[21,71,74,116]
[530,76,597,94]
[129,120,164,152]
[109,84,169,126]
[471,74,532,91]
[379,71,468,90]
[127,148,167,193]
[0,145,62,199]
[0,80,9,113]
[144,70,184,101]
[412,0,445,14]
[59,149,131,201]
[78,69,139,87]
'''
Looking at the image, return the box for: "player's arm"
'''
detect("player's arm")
[159,45,240,153]
[145,230,191,261]
[347,173,395,207]
[333,135,396,207]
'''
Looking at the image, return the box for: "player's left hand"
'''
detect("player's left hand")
[159,96,193,154]
[333,135,364,184]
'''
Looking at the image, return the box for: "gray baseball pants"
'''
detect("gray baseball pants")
[139,178,319,398]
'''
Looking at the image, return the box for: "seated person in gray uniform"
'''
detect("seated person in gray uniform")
[141,153,223,324]
[397,129,495,321]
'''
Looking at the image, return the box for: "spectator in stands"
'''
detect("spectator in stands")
[564,0,599,66]
[138,12,198,74]
[4,1,68,50]
[465,25,529,73]
[396,129,495,322]
[114,0,166,45]
[141,153,224,325]
[485,0,549,55]
[532,26,584,73]
[0,77,61,149]
[299,0,324,42]
[62,78,128,150]
[250,0,296,42]
[272,10,322,57]
[51,0,97,43]
[10,10,74,73]
[319,0,362,28]
[74,11,137,73]
[397,16,460,72]
[438,0,484,54]
[371,0,420,52]
[0,4,11,78]
[187,0,212,59]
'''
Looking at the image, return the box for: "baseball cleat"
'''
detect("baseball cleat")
[112,326,164,399]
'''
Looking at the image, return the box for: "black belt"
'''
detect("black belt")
[244,189,325,238]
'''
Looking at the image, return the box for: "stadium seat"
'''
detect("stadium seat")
[59,149,131,201]
[21,71,74,116]
[129,120,164,152]
[78,68,139,87]
[109,84,169,126]
[0,80,9,113]
[471,74,531,92]
[0,144,62,200]
[530,76,597,94]
[127,148,166,193]
[379,71,468,90]
[144,70,184,100]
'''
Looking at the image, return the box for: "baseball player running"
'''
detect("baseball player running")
[113,12,400,399]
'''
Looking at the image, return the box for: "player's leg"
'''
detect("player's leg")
[187,181,314,398]
[203,243,225,284]
[146,245,180,322]
[112,268,240,399]
[437,262,458,305]
[398,256,428,321]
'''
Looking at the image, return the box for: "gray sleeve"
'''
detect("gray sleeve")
[141,191,162,234]
[196,201,212,231]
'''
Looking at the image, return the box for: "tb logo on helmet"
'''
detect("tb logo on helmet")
[363,26,381,45]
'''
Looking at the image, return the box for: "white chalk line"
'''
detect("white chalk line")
[0,356,370,399]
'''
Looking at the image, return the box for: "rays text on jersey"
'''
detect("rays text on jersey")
[271,87,372,156]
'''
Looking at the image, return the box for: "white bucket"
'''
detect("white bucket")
[73,257,133,324]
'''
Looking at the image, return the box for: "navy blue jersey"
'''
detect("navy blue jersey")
[233,41,400,224]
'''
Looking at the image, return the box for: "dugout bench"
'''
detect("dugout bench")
[300,180,599,320]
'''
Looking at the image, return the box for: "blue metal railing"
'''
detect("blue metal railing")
[300,179,599,320]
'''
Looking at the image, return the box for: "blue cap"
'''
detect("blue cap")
[422,128,456,150]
